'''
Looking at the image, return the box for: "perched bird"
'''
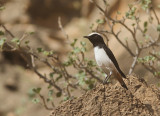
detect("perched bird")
[84,32,128,90]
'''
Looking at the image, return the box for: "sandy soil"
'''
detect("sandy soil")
[49,75,160,116]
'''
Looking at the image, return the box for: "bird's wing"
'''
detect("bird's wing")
[103,45,126,78]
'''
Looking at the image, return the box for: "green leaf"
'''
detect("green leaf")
[126,6,136,20]
[137,58,144,63]
[70,39,77,47]
[0,31,4,36]
[37,48,44,52]
[25,40,30,44]
[128,4,133,8]
[49,73,54,78]
[138,55,156,63]
[143,28,147,33]
[48,90,54,97]
[144,21,148,28]
[63,60,72,66]
[55,74,62,82]
[0,38,6,46]
[85,79,95,90]
[11,38,20,45]
[73,47,80,53]
[28,89,36,98]
[81,47,86,52]
[154,72,160,76]
[32,98,40,104]
[32,88,41,94]
[96,19,105,24]
[88,83,94,90]
[76,71,86,86]
[80,41,86,46]
[89,23,94,30]
[132,23,135,26]
[125,12,129,18]
[63,96,69,101]
[0,6,5,10]
[56,92,62,97]
[157,72,160,76]
[117,11,121,15]
[145,35,149,39]
[124,37,128,40]
[87,60,96,67]
[157,24,160,31]
[43,51,50,56]
[28,31,35,35]
[141,0,151,10]
[47,97,53,102]
[48,85,52,89]
[144,56,155,62]
[43,51,54,56]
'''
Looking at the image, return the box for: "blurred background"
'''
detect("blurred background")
[0,0,160,116]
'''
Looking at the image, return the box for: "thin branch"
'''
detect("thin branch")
[112,30,135,57]
[58,17,69,40]
[39,94,54,110]
[19,33,29,46]
[91,0,105,14]
[92,1,135,57]
[66,85,71,97]
[152,8,160,24]
[30,54,62,92]
[129,49,140,74]
[1,24,15,38]
[142,63,154,74]
[118,21,140,49]
[33,68,62,92]
[149,52,160,61]
[85,68,103,83]
[141,33,160,49]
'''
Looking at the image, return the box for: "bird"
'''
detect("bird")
[84,32,128,90]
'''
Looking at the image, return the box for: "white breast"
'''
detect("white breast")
[94,46,112,68]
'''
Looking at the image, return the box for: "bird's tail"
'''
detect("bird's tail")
[113,69,128,90]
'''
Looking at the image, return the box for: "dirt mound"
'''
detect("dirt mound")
[49,75,160,116]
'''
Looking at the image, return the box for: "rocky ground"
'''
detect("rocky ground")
[1,0,160,116]
[49,75,160,116]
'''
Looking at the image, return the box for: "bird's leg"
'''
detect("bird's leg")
[103,74,108,84]
[103,71,112,84]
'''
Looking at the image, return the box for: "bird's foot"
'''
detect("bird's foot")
[103,75,111,85]
[103,79,110,85]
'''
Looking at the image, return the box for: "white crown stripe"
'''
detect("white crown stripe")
[88,32,101,36]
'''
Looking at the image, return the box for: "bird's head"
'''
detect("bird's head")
[83,32,105,46]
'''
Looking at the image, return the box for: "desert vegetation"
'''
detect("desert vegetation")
[0,0,160,116]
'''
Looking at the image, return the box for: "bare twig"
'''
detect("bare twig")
[1,24,15,38]
[119,21,140,49]
[149,52,160,61]
[152,8,160,24]
[129,49,140,74]
[58,17,69,40]
[85,68,103,83]
[111,30,135,57]
[39,93,54,110]
[66,85,71,97]
[142,63,154,74]
[30,53,62,92]
[33,68,62,92]
[141,34,160,49]
[19,33,29,46]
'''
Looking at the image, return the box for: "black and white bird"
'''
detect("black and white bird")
[84,32,128,90]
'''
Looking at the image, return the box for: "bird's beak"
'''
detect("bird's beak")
[83,36,89,39]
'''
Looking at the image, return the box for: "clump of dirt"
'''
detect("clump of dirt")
[49,75,160,116]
